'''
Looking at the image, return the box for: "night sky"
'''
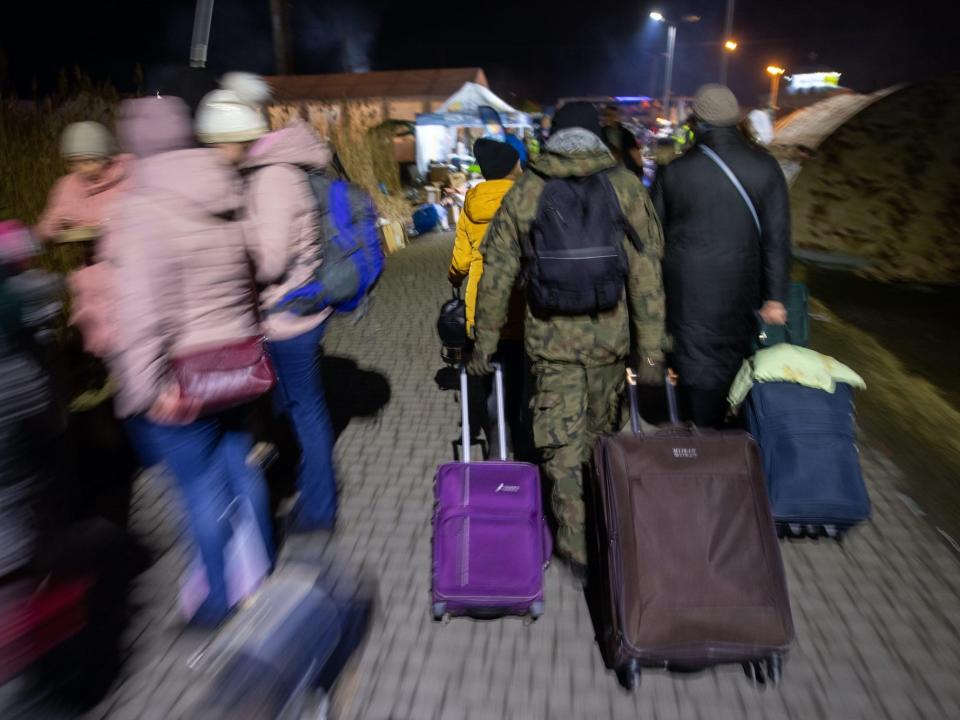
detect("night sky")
[1,0,958,105]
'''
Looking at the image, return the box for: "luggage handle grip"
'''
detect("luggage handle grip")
[459,361,508,462]
[626,367,682,436]
[754,309,792,345]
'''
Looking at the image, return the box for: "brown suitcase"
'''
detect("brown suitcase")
[590,370,794,690]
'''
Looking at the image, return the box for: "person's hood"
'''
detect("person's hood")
[136,148,242,217]
[530,128,616,179]
[464,179,514,224]
[241,120,332,172]
[117,96,194,158]
[81,153,134,196]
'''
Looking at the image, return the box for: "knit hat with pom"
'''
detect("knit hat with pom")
[195,72,272,144]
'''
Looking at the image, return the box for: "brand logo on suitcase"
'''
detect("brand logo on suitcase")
[495,483,521,493]
[672,448,698,459]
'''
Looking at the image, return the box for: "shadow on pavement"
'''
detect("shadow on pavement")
[321,355,392,441]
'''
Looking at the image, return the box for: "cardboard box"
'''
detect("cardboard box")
[379,221,407,255]
[428,166,451,186]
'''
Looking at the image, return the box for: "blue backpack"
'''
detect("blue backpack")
[272,172,385,316]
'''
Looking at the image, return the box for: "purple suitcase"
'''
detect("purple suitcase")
[431,364,552,620]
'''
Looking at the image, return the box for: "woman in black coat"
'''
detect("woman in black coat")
[652,86,791,428]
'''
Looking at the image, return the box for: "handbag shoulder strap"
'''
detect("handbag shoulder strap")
[698,145,761,236]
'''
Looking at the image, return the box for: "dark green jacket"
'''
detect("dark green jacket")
[474,129,667,367]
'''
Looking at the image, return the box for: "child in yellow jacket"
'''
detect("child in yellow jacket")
[448,138,529,460]
[448,138,522,338]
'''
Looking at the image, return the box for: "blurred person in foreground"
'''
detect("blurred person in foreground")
[104,95,275,627]
[652,85,791,429]
[448,138,527,460]
[1,222,144,707]
[600,103,644,178]
[35,122,133,244]
[196,73,339,533]
[468,102,667,577]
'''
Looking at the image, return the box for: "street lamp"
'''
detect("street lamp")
[719,0,736,85]
[767,65,786,111]
[650,11,700,119]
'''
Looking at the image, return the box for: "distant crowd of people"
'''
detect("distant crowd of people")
[451,84,791,575]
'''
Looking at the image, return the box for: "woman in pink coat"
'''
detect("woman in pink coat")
[35,122,133,243]
[197,73,338,533]
[104,95,274,626]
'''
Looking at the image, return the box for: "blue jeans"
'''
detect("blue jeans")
[268,323,338,528]
[144,408,275,625]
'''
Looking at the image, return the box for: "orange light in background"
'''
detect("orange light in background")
[767,65,786,76]
[724,40,738,51]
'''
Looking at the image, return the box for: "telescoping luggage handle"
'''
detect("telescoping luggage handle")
[459,362,508,463]
[625,367,681,435]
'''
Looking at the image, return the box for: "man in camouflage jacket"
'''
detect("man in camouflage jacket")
[468,103,667,573]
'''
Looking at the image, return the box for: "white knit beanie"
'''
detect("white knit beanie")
[195,72,271,144]
[60,121,114,159]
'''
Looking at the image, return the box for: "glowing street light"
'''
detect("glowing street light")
[724,40,738,51]
[767,65,786,111]
[650,11,700,118]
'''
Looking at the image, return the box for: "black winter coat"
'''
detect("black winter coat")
[652,127,791,389]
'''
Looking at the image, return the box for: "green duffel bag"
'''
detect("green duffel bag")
[754,281,809,349]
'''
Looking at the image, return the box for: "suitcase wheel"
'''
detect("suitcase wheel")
[616,659,642,691]
[766,655,783,686]
[528,601,545,620]
[743,661,767,687]
[431,602,447,622]
[824,524,845,542]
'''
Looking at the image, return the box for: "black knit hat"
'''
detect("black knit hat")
[473,138,520,180]
[551,101,602,138]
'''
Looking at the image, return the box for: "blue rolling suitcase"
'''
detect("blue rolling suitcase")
[187,561,373,719]
[744,381,871,540]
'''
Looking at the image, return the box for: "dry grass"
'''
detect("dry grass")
[326,102,410,225]
[0,77,119,227]
[811,296,960,461]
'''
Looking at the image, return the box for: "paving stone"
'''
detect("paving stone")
[0,233,951,720]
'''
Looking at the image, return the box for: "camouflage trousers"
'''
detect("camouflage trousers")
[531,361,625,565]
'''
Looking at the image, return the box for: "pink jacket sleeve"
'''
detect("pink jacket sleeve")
[244,165,300,284]
[35,176,70,241]
[108,202,180,415]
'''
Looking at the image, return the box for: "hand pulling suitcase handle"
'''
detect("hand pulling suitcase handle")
[459,362,508,462]
[754,309,792,345]
[626,367,681,436]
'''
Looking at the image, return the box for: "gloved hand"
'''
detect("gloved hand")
[466,352,494,376]
[635,355,665,386]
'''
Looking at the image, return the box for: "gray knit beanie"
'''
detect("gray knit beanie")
[60,121,114,159]
[692,85,740,127]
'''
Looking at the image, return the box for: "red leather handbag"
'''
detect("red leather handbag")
[173,337,276,416]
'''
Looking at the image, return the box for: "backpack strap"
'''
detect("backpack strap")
[698,145,762,235]
[597,170,644,254]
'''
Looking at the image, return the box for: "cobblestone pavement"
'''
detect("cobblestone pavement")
[5,232,960,719]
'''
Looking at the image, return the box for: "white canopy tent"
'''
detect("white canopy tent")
[415,82,532,174]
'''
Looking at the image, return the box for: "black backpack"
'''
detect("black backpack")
[523,171,641,316]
